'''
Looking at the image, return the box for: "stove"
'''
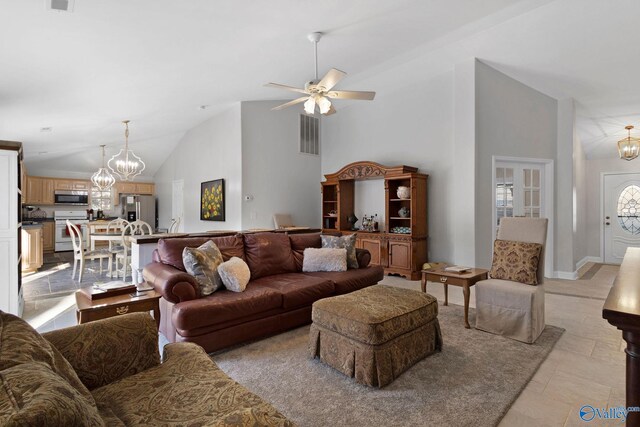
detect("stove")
[54,210,89,252]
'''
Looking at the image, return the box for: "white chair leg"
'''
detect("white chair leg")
[79,258,85,282]
[108,256,113,278]
[72,258,78,281]
[99,257,103,274]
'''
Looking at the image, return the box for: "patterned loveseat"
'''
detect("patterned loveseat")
[0,311,292,426]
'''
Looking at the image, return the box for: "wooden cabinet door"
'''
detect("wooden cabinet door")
[42,179,54,205]
[21,228,43,271]
[360,238,383,266]
[54,179,73,190]
[73,180,90,190]
[26,177,43,204]
[42,222,54,253]
[388,241,411,270]
[135,183,154,194]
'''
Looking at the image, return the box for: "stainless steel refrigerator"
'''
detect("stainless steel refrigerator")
[119,195,156,230]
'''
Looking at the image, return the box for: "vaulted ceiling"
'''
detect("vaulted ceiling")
[0,0,638,177]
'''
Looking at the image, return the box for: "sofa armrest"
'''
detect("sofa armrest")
[356,248,371,268]
[42,313,160,391]
[143,261,200,304]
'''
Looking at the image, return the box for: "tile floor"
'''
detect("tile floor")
[21,261,625,426]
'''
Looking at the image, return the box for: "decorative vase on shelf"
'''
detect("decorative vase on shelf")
[398,207,410,218]
[397,186,410,199]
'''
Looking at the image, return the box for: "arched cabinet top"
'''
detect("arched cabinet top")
[323,161,418,182]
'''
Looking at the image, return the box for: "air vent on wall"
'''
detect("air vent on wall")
[300,114,319,155]
[46,0,74,12]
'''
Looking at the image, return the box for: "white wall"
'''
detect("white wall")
[154,105,242,232]
[354,180,385,231]
[475,61,559,269]
[240,101,321,229]
[321,71,455,263]
[573,129,588,266]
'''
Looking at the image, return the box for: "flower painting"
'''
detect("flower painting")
[200,179,225,221]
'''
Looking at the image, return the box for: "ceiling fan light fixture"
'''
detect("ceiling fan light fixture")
[304,97,316,115]
[317,96,332,115]
[618,125,640,161]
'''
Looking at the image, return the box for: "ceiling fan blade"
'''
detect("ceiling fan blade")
[327,90,376,100]
[265,83,308,95]
[318,68,346,92]
[271,97,309,111]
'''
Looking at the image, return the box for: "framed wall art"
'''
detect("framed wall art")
[200,179,225,221]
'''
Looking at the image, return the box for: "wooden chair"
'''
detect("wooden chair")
[475,217,548,343]
[67,220,112,282]
[169,217,181,233]
[115,220,153,280]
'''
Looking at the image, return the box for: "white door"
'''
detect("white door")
[603,173,640,264]
[172,180,184,232]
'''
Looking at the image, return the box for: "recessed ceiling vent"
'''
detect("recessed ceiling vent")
[300,114,319,156]
[46,0,74,12]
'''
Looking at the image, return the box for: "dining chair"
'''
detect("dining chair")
[168,217,181,233]
[114,220,153,280]
[67,220,112,282]
[474,217,548,343]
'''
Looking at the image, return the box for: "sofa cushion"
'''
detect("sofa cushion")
[489,239,542,285]
[0,311,93,402]
[182,241,224,296]
[289,233,321,271]
[321,234,359,269]
[218,257,251,292]
[243,233,297,279]
[304,265,384,294]
[0,363,104,427]
[157,235,245,271]
[172,285,283,331]
[302,248,347,272]
[92,342,292,426]
[252,273,335,309]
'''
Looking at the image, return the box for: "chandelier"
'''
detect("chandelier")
[618,125,640,161]
[108,120,145,180]
[90,145,116,191]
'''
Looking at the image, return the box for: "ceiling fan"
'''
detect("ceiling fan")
[266,32,376,116]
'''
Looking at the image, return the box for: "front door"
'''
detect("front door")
[603,173,640,264]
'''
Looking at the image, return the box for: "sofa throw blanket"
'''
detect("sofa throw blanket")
[302,248,348,272]
[182,241,224,296]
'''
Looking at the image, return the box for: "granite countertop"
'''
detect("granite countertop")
[24,218,54,223]
[22,223,43,229]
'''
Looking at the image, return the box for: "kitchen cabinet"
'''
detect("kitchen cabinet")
[21,226,43,272]
[42,222,54,253]
[25,177,54,205]
[54,179,90,191]
[114,182,155,205]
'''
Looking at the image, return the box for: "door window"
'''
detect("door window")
[617,184,640,235]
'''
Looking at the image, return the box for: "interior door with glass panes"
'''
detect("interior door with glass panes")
[494,162,544,236]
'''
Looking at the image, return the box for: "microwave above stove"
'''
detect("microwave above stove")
[54,190,89,206]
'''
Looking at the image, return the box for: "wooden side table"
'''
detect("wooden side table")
[75,290,161,328]
[421,268,489,329]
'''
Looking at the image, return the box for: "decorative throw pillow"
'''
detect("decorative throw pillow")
[302,248,348,272]
[182,241,224,296]
[321,234,358,269]
[489,239,542,285]
[218,257,251,292]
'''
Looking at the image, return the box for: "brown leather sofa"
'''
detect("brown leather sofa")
[143,232,384,353]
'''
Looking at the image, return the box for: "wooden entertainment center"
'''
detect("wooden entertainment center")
[321,161,428,280]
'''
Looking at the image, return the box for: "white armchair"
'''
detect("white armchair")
[475,217,548,343]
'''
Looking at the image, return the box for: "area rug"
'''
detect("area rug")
[212,304,563,427]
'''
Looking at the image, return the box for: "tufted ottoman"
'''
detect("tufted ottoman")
[309,284,442,387]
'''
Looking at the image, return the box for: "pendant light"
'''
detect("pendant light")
[618,125,640,161]
[108,120,145,180]
[90,145,116,190]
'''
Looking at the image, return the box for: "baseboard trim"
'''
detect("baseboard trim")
[554,271,578,280]
[576,256,602,270]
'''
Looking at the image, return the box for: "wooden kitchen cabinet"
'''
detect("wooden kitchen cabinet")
[55,179,90,191]
[42,222,54,253]
[25,177,54,205]
[114,182,155,205]
[21,227,43,272]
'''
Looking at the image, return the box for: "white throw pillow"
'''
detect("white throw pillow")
[302,248,347,272]
[217,257,251,292]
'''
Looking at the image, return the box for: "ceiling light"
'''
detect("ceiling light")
[618,125,640,161]
[304,97,316,115]
[91,145,116,191]
[317,96,332,115]
[108,120,145,181]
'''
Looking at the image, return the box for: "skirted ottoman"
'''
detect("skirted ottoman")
[309,284,442,387]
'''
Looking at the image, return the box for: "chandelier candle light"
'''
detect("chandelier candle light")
[618,125,640,161]
[90,145,116,191]
[108,120,145,181]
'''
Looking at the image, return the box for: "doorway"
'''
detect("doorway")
[492,156,554,277]
[172,179,184,232]
[603,173,640,264]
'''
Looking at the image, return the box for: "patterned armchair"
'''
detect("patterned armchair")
[0,311,292,426]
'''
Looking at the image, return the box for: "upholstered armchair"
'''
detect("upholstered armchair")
[475,217,548,343]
